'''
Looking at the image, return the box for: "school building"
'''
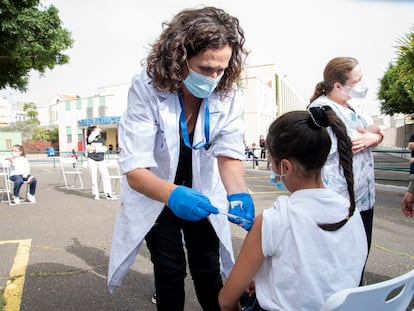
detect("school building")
[50,64,306,153]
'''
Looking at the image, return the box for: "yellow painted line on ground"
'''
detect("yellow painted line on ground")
[373,243,414,260]
[1,239,32,311]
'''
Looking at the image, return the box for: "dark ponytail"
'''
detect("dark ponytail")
[266,106,355,232]
[309,106,355,231]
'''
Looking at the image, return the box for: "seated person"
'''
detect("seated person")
[6,144,37,204]
[219,107,367,311]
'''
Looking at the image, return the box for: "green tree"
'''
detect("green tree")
[32,126,59,144]
[32,127,50,141]
[378,62,414,115]
[398,26,414,79]
[0,0,73,91]
[23,102,40,124]
[49,126,59,144]
[378,25,414,116]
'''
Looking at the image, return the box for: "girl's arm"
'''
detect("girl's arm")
[219,215,265,311]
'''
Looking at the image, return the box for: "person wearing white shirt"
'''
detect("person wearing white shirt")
[7,144,37,204]
[219,107,367,311]
[308,57,384,284]
[107,7,253,311]
[86,125,116,201]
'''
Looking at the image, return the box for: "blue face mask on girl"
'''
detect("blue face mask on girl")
[270,163,289,192]
[183,62,223,99]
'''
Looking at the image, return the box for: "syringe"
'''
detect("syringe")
[219,211,253,224]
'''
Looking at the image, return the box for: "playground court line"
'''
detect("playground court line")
[0,239,32,311]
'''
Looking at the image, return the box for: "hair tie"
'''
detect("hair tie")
[308,109,322,128]
[321,80,325,86]
[308,106,331,128]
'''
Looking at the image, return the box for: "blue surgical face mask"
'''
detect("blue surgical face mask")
[270,163,288,192]
[183,62,222,99]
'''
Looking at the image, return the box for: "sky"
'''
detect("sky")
[2,0,414,116]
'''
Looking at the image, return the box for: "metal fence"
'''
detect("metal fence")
[245,148,411,184]
[0,150,119,169]
[0,148,411,183]
[372,148,410,184]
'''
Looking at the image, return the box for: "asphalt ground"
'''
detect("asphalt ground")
[0,152,413,310]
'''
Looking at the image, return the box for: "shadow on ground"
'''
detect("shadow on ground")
[21,239,155,311]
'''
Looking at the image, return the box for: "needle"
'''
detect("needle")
[219,211,253,224]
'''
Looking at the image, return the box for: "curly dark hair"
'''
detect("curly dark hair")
[146,6,249,96]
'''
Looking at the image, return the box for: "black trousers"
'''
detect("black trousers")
[359,207,374,285]
[360,208,374,252]
[145,206,223,311]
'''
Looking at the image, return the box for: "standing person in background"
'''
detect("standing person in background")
[71,148,78,168]
[108,6,253,311]
[308,57,384,283]
[7,144,37,204]
[86,125,117,201]
[401,133,414,217]
[251,142,260,168]
[219,107,367,311]
[259,135,266,159]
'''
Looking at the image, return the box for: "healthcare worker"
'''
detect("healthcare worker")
[308,57,384,284]
[108,6,254,311]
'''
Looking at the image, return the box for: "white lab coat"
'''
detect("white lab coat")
[108,69,246,292]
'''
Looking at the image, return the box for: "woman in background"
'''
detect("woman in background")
[308,57,384,283]
[86,125,117,200]
[7,144,37,204]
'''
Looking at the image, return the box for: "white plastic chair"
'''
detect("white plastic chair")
[0,159,9,203]
[104,159,122,195]
[320,269,414,311]
[60,157,83,190]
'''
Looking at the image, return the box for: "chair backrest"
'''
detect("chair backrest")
[59,156,83,189]
[60,156,81,174]
[0,159,10,180]
[320,269,414,311]
[1,159,12,178]
[60,157,78,166]
[1,158,9,168]
[105,159,122,177]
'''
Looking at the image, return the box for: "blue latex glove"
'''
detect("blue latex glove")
[227,193,255,231]
[168,186,219,221]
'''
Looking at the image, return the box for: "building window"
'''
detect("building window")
[77,129,83,143]
[99,96,106,116]
[6,139,12,151]
[66,126,72,143]
[76,99,82,110]
[65,100,71,111]
[87,98,93,118]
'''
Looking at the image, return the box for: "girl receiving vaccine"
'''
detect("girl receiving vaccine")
[219,106,367,311]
